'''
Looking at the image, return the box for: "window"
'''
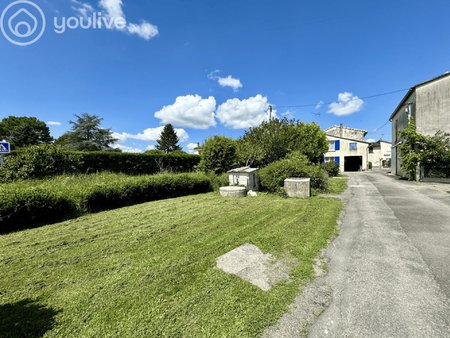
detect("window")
[325,157,340,164]
[328,140,340,151]
[349,143,357,151]
[328,141,335,152]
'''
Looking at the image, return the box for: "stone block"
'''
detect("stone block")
[284,178,311,198]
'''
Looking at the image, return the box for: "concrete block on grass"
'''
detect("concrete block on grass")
[284,178,311,198]
[219,186,247,197]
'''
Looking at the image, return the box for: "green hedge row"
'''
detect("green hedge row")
[1,146,201,182]
[0,173,212,234]
[72,151,201,175]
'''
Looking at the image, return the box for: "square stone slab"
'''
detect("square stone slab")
[216,244,293,291]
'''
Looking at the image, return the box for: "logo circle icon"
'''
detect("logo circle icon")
[0,0,46,46]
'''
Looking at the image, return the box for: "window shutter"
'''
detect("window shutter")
[335,140,340,151]
[335,157,340,165]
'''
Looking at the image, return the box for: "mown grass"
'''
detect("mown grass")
[0,193,342,337]
[325,177,349,195]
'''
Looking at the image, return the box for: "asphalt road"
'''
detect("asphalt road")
[309,172,450,338]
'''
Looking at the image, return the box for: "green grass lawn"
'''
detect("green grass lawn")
[0,193,341,337]
[325,177,349,195]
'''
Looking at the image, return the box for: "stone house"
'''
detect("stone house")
[368,140,392,168]
[390,72,450,176]
[323,125,370,172]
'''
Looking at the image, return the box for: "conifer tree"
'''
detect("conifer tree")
[156,124,182,153]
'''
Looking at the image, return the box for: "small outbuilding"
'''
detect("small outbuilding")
[228,167,259,191]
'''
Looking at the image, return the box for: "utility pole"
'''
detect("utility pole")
[268,105,273,121]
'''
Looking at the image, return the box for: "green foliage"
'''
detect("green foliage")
[0,173,212,233]
[259,152,328,192]
[321,161,340,177]
[206,172,229,191]
[399,120,450,179]
[237,119,328,167]
[199,136,237,174]
[55,114,118,151]
[156,124,182,153]
[0,116,53,148]
[0,146,200,181]
[0,145,81,182]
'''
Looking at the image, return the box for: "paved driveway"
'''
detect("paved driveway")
[309,172,450,337]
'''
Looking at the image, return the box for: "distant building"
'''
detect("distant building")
[390,73,450,176]
[323,125,370,172]
[368,140,392,168]
[193,143,202,155]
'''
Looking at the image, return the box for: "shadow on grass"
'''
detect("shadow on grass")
[0,299,60,338]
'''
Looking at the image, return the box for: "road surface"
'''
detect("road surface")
[309,172,450,337]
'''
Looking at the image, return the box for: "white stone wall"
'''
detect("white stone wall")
[369,142,392,168]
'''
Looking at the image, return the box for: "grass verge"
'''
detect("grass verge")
[325,177,348,195]
[0,193,341,337]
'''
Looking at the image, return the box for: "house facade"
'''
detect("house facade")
[390,73,450,176]
[324,125,370,172]
[368,140,392,168]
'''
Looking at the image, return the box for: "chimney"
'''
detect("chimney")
[339,124,344,138]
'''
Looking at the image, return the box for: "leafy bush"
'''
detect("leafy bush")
[207,173,229,191]
[400,120,450,179]
[0,145,81,182]
[321,161,340,177]
[0,173,212,233]
[237,119,328,167]
[0,146,200,182]
[259,152,328,192]
[199,136,237,174]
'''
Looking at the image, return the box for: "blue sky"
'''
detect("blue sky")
[1,0,450,152]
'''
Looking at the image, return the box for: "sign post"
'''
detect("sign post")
[0,141,11,167]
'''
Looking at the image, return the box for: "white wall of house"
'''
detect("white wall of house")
[369,141,392,168]
[324,135,370,172]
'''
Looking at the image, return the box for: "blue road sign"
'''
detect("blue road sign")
[0,142,11,153]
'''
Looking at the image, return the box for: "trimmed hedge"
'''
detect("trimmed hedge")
[0,173,212,233]
[0,146,200,182]
[73,151,200,175]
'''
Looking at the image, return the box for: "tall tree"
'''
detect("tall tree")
[55,113,117,151]
[0,116,53,148]
[156,124,182,153]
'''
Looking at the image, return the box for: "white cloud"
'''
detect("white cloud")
[47,121,62,126]
[218,76,243,91]
[208,71,243,91]
[115,144,143,153]
[72,0,159,40]
[155,95,217,129]
[216,94,273,129]
[328,92,364,116]
[126,22,159,40]
[113,127,189,143]
[146,145,155,151]
[282,111,294,119]
[366,138,376,143]
[315,100,324,109]
[71,0,93,18]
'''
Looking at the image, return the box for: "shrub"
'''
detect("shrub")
[199,136,237,174]
[1,147,201,182]
[259,152,328,192]
[207,173,229,191]
[0,173,212,233]
[0,145,81,182]
[321,161,340,177]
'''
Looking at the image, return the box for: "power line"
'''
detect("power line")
[274,88,409,109]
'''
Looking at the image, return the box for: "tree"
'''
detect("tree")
[199,136,237,174]
[55,114,117,151]
[237,118,328,167]
[0,116,53,148]
[156,124,182,153]
[399,119,450,179]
